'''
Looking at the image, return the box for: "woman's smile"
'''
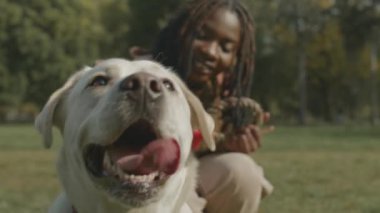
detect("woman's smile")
[188,8,241,84]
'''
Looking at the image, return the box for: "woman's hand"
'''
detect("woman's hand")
[220,112,274,154]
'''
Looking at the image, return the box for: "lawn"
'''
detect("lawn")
[0,124,379,212]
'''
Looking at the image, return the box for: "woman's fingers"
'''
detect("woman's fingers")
[247,125,261,148]
[263,112,271,123]
[223,127,259,153]
[222,120,274,153]
[260,112,275,135]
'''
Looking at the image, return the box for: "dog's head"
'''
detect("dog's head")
[35,58,215,208]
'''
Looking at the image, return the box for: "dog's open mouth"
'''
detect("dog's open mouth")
[83,119,180,203]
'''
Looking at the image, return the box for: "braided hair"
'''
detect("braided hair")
[152,0,256,98]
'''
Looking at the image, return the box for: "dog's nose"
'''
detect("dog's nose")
[120,72,162,98]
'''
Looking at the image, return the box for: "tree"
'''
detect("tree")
[0,0,106,109]
[338,0,380,124]
[307,21,349,122]
[260,0,329,124]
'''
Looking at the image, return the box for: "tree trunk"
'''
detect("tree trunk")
[370,43,379,125]
[298,47,307,125]
[295,4,307,125]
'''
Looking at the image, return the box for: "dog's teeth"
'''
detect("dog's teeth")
[103,152,112,170]
[114,165,124,177]
[159,173,166,181]
[122,172,159,184]
[149,172,159,180]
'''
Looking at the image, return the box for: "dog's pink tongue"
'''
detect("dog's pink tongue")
[116,139,180,175]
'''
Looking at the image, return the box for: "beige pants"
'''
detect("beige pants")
[193,152,273,213]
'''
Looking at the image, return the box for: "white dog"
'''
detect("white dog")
[35,59,215,213]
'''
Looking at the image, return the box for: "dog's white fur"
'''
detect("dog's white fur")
[35,59,215,213]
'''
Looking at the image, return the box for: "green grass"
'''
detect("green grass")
[0,125,61,213]
[1,124,379,212]
[257,126,380,213]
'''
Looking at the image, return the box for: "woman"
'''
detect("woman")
[134,0,273,212]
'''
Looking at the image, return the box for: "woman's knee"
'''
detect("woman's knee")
[198,153,265,213]
[199,153,264,197]
[221,153,263,192]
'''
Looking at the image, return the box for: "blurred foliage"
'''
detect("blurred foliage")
[0,0,106,109]
[0,0,379,124]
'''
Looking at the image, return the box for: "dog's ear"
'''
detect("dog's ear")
[185,88,216,151]
[172,75,216,151]
[35,67,91,149]
[129,46,152,60]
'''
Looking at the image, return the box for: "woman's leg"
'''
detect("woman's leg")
[198,153,273,213]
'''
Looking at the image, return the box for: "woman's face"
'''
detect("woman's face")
[187,8,241,84]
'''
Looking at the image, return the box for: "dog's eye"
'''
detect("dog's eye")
[89,76,109,87]
[163,79,175,91]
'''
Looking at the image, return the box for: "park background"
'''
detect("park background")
[0,0,379,212]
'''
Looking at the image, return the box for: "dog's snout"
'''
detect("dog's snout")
[120,77,141,91]
[120,72,163,99]
[149,80,161,93]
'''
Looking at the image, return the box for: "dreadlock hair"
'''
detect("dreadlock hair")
[152,0,256,98]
